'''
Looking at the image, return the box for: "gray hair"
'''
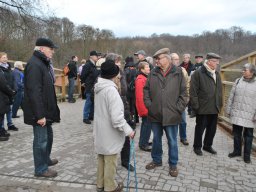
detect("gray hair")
[165,54,172,63]
[106,53,122,62]
[243,63,256,74]
[183,53,190,58]
[170,53,179,59]
[146,56,153,65]
[34,46,41,51]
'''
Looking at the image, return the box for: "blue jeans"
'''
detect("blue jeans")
[83,91,92,120]
[179,111,187,140]
[151,122,178,167]
[139,117,152,147]
[68,77,75,101]
[33,125,53,174]
[1,108,13,128]
[12,90,24,117]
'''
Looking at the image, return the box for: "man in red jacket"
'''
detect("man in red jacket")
[135,61,152,152]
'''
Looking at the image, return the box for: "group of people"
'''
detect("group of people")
[0,52,24,141]
[0,37,255,192]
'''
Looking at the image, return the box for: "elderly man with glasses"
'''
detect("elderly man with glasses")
[144,48,188,177]
[190,53,223,156]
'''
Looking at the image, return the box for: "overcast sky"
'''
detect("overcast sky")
[46,0,256,37]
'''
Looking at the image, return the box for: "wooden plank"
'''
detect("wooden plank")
[221,68,241,72]
[222,81,234,86]
[221,51,256,68]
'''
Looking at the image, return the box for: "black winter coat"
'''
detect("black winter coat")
[80,59,100,92]
[190,65,223,114]
[23,51,60,125]
[0,66,16,115]
[67,60,77,79]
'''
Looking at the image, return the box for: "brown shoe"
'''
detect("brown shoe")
[48,158,58,166]
[169,167,178,177]
[145,161,162,170]
[110,182,124,192]
[180,139,189,145]
[34,168,57,178]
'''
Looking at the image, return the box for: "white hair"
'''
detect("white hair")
[34,46,41,51]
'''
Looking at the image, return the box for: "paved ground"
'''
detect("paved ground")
[0,99,256,192]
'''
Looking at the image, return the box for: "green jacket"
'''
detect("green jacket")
[190,65,222,114]
[143,65,188,126]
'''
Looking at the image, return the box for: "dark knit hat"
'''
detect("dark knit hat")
[90,50,98,56]
[35,38,58,48]
[101,60,120,79]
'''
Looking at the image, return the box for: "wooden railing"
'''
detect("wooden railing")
[8,60,81,102]
[219,51,256,146]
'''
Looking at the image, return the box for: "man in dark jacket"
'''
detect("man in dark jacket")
[67,55,78,103]
[144,48,188,177]
[190,53,222,156]
[194,54,204,70]
[0,52,16,141]
[23,38,60,177]
[81,50,99,124]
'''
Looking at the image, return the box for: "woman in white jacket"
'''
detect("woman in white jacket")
[226,63,256,163]
[93,60,135,192]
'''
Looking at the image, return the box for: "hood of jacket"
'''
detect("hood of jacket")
[94,77,117,94]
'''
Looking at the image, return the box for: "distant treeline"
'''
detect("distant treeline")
[1,6,256,68]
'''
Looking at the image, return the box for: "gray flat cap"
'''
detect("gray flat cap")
[153,48,170,58]
[134,50,146,56]
[206,53,221,59]
[195,54,204,58]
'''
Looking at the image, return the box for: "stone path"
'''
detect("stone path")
[0,99,255,192]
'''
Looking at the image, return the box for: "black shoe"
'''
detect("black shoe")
[68,99,76,103]
[12,115,20,118]
[228,152,241,158]
[194,148,203,156]
[188,111,191,115]
[83,119,91,124]
[140,145,152,152]
[1,129,10,137]
[180,139,189,145]
[244,158,251,164]
[203,147,217,154]
[122,163,134,172]
[89,117,94,121]
[148,142,153,146]
[8,125,19,131]
[0,134,9,141]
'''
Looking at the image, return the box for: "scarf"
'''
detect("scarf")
[204,63,216,83]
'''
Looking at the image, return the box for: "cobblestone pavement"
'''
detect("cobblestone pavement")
[0,99,256,192]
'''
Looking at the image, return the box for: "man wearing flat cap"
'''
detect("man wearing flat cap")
[144,48,188,177]
[134,50,153,70]
[190,52,222,156]
[81,50,100,124]
[23,37,60,177]
[194,54,204,70]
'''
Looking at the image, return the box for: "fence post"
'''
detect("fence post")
[61,75,66,102]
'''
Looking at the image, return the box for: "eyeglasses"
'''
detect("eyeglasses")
[155,56,166,61]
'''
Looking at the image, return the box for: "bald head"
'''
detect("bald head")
[170,53,180,66]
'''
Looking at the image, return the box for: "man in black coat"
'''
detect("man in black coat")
[23,38,60,177]
[67,55,78,103]
[80,50,99,124]
[0,52,16,141]
[190,53,222,156]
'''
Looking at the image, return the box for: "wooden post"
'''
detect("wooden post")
[220,69,225,117]
[61,75,66,102]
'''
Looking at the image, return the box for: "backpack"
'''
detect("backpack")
[125,67,137,93]
[63,64,69,76]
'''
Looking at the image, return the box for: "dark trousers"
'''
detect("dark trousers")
[232,124,254,160]
[0,114,4,125]
[121,136,130,165]
[193,114,218,149]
